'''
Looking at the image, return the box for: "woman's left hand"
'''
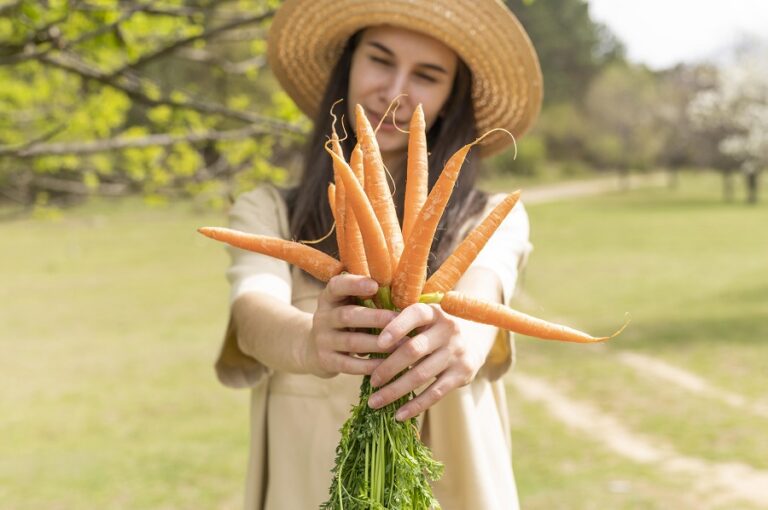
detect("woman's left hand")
[366,302,493,421]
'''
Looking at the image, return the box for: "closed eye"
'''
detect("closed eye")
[415,72,437,83]
[370,55,393,66]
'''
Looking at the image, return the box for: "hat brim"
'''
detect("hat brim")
[268,0,543,158]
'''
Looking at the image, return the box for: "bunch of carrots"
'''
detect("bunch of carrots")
[199,103,624,509]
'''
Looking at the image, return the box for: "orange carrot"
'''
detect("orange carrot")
[402,104,428,245]
[438,291,622,343]
[330,135,347,266]
[327,182,337,220]
[391,142,474,310]
[356,104,404,273]
[344,143,370,277]
[324,143,391,285]
[350,142,365,185]
[423,190,522,294]
[198,226,343,282]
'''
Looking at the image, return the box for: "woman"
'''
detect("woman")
[215,0,542,508]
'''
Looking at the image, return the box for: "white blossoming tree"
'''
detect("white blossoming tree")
[688,40,768,203]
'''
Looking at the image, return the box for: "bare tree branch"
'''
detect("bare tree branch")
[209,26,266,42]
[108,8,275,78]
[0,182,27,204]
[176,47,266,74]
[0,2,156,65]
[37,53,305,135]
[0,123,276,158]
[143,5,208,17]
[0,1,23,17]
[31,174,129,195]
[2,123,68,153]
[66,3,152,48]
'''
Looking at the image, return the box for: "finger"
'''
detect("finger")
[377,303,438,349]
[328,353,383,376]
[321,274,378,307]
[326,331,393,354]
[393,371,465,421]
[370,330,440,388]
[368,347,450,409]
[332,305,398,330]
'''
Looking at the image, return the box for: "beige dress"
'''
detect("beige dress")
[215,185,532,510]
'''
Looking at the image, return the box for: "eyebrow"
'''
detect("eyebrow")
[366,41,450,75]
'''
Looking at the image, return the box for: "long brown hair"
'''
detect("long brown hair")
[286,33,488,275]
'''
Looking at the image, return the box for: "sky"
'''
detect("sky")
[587,0,768,69]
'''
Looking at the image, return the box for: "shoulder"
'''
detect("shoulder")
[476,191,530,238]
[231,183,289,213]
[229,183,293,239]
[469,190,533,270]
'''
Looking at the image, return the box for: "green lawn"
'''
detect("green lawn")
[1,171,765,508]
[509,171,768,509]
[0,199,245,509]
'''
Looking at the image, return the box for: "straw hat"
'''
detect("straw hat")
[267,0,543,158]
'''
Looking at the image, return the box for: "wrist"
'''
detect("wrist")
[294,314,336,378]
[293,312,315,374]
[457,317,497,370]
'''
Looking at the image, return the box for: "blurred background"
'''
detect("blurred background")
[1,1,766,508]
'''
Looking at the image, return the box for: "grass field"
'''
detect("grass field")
[504,172,768,509]
[1,171,765,509]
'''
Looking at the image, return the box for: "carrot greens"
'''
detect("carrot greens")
[321,344,443,509]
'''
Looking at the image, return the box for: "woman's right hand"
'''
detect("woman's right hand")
[304,274,398,378]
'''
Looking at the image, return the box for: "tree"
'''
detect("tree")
[688,39,768,203]
[506,0,625,106]
[583,63,666,174]
[0,0,305,210]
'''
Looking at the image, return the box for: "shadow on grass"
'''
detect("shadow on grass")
[615,310,768,350]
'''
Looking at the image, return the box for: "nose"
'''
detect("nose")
[379,68,410,109]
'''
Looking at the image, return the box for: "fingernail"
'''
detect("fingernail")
[368,394,382,408]
[365,281,378,293]
[370,374,380,387]
[378,331,392,347]
[395,409,408,421]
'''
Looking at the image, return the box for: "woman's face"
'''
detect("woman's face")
[347,26,459,159]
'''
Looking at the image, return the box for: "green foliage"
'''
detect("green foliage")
[506,0,625,105]
[583,132,623,168]
[536,102,587,161]
[487,132,547,177]
[524,63,672,172]
[0,0,302,207]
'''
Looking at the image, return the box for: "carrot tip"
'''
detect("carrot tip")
[592,313,632,342]
[198,226,218,239]
[609,313,632,339]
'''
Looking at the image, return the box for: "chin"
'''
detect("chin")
[374,131,408,154]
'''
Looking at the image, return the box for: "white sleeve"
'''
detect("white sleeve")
[225,185,292,305]
[214,184,293,389]
[464,192,533,379]
[469,193,533,306]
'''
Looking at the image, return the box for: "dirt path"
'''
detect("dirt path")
[512,171,768,506]
[617,352,768,419]
[510,373,768,508]
[522,171,668,204]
